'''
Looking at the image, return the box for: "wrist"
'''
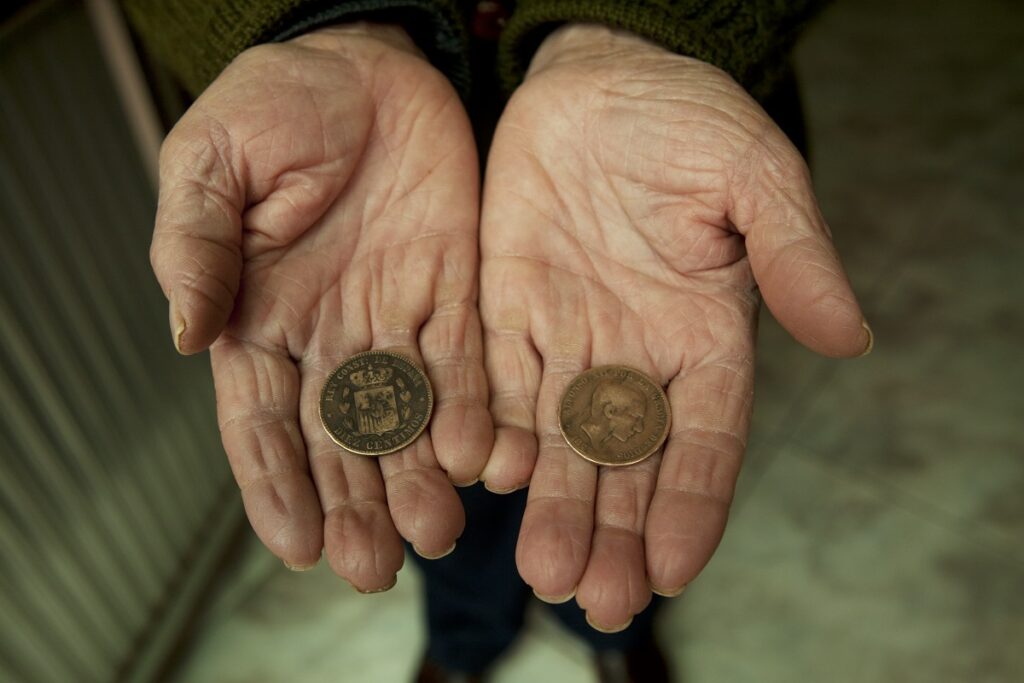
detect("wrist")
[527,23,664,77]
[289,22,424,60]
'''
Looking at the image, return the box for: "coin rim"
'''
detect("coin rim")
[319,349,434,457]
[557,365,671,467]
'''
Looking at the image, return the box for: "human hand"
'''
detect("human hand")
[150,24,492,590]
[480,25,870,629]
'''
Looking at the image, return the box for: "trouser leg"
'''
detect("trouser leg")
[409,484,531,673]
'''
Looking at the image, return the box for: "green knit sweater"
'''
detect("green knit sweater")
[124,0,826,100]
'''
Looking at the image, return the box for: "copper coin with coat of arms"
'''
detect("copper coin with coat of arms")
[319,350,433,456]
[558,365,670,467]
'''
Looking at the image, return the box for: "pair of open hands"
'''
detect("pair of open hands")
[151,22,869,631]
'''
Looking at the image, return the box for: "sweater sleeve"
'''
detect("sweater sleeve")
[497,0,829,99]
[122,0,471,97]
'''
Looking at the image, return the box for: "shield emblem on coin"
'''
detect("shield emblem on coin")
[354,386,400,435]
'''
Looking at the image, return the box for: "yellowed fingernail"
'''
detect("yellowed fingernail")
[356,576,397,594]
[650,582,687,598]
[586,613,633,634]
[415,542,457,560]
[450,476,479,488]
[483,481,528,494]
[859,321,874,357]
[533,587,576,605]
[284,559,319,572]
[169,296,186,353]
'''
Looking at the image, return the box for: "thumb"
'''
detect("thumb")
[149,127,243,355]
[734,142,872,359]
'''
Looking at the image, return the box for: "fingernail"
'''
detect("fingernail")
[169,296,186,353]
[650,582,687,598]
[356,576,398,594]
[414,542,457,560]
[450,476,479,488]
[483,481,528,494]
[859,321,874,357]
[284,559,319,572]
[533,587,576,604]
[586,613,633,634]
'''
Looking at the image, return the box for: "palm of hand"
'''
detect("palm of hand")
[480,30,869,628]
[152,29,492,590]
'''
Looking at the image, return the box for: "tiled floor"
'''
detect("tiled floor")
[168,1,1024,681]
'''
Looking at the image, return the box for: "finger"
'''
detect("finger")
[515,355,596,602]
[733,138,871,358]
[420,300,493,487]
[300,351,404,592]
[352,247,468,559]
[151,125,243,354]
[479,261,542,493]
[374,336,465,559]
[645,353,755,596]
[211,337,322,569]
[575,453,660,632]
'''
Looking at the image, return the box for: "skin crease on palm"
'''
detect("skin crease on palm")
[150,24,494,592]
[479,24,871,631]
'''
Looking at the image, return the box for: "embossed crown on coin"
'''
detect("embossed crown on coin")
[350,365,393,388]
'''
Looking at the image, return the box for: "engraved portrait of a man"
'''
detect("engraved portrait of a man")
[580,381,646,446]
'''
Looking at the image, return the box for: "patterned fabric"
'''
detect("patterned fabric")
[498,0,827,98]
[124,0,826,99]
[122,0,470,95]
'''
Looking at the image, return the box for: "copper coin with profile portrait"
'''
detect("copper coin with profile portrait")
[558,365,670,467]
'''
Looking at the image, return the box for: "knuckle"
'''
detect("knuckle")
[159,114,236,198]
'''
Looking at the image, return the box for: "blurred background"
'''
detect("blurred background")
[1,0,1021,681]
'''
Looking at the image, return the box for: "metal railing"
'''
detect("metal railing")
[0,3,240,680]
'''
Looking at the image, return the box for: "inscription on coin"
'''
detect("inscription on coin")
[320,350,433,456]
[558,366,670,467]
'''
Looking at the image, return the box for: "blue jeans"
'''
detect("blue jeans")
[409,483,660,673]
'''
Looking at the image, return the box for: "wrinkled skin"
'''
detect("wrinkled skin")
[150,25,493,591]
[479,25,870,630]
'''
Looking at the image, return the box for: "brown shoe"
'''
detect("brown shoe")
[593,635,671,683]
[415,657,486,683]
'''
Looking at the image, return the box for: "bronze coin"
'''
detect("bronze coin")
[558,365,670,467]
[319,350,433,456]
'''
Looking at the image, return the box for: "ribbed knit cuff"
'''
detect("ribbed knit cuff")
[498,0,827,100]
[124,0,470,98]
